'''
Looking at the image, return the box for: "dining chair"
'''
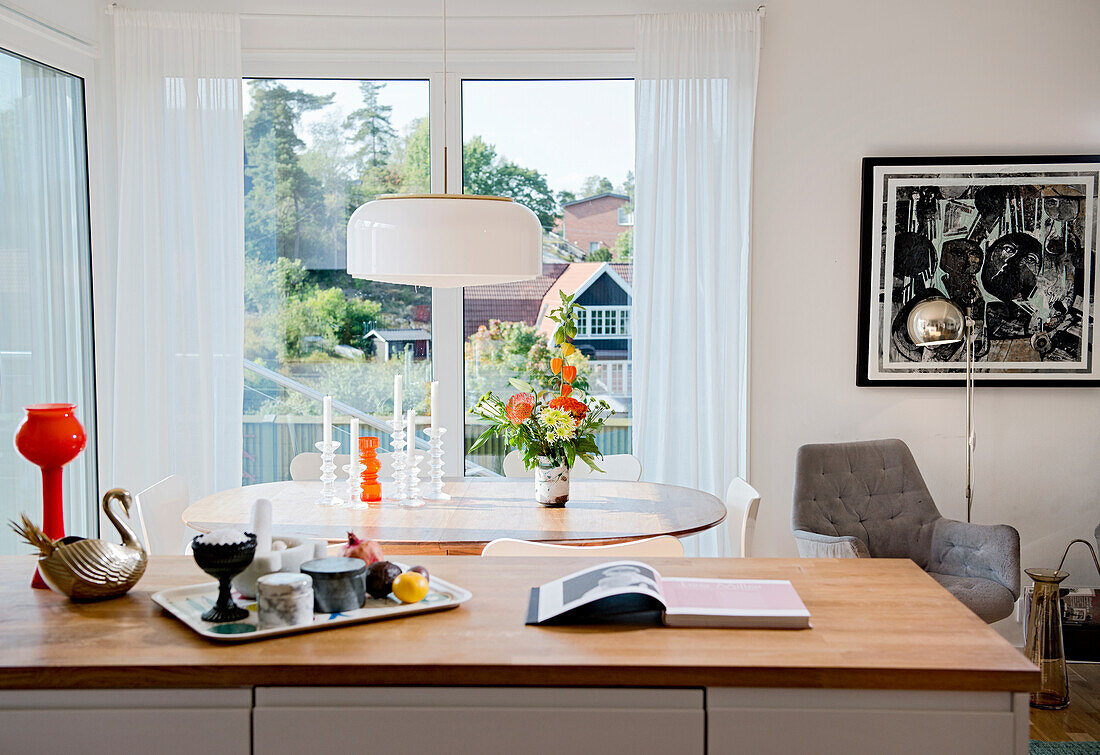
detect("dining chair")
[481,536,684,558]
[501,451,642,481]
[290,452,393,481]
[726,478,761,558]
[135,474,192,555]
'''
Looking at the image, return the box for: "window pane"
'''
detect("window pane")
[461,80,634,475]
[0,49,96,551]
[242,79,429,484]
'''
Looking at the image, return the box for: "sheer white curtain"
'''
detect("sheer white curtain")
[633,12,760,556]
[111,9,243,499]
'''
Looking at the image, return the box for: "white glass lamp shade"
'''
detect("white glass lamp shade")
[907,296,965,347]
[346,195,543,287]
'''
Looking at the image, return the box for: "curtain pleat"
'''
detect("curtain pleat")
[633,12,760,556]
[111,9,244,499]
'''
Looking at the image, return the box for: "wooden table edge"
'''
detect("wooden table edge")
[0,664,1039,692]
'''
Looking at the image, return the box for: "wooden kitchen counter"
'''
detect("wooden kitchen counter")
[0,555,1037,692]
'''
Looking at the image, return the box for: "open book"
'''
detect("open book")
[525,561,811,629]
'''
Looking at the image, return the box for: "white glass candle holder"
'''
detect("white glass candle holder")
[403,454,425,508]
[389,420,408,502]
[342,463,366,509]
[314,440,341,507]
[425,427,450,500]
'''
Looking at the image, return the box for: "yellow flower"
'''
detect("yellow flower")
[538,408,576,442]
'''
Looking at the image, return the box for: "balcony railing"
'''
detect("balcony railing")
[243,358,499,481]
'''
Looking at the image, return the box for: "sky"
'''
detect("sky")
[250,78,634,197]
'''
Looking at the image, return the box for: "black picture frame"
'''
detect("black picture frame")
[857,155,1100,387]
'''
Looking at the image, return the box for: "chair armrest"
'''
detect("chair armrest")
[930,519,1020,599]
[792,530,869,559]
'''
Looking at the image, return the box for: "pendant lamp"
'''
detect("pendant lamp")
[345,1,542,287]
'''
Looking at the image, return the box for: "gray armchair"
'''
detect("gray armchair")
[791,439,1020,623]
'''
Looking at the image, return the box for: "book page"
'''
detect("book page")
[660,578,810,617]
[535,561,666,623]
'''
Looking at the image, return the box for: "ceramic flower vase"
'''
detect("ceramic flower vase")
[535,457,569,507]
[14,403,87,589]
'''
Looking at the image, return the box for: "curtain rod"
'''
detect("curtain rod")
[105,4,766,20]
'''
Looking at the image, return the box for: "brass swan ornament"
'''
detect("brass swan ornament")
[10,488,148,600]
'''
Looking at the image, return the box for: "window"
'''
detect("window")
[241,79,430,484]
[0,49,97,551]
[461,80,635,474]
[617,206,634,226]
[576,306,630,337]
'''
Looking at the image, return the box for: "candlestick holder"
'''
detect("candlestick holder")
[389,420,408,502]
[425,428,450,500]
[342,462,364,509]
[314,440,341,507]
[403,454,425,508]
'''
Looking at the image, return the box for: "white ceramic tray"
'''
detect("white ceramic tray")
[152,564,472,643]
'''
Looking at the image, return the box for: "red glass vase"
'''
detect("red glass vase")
[14,403,87,588]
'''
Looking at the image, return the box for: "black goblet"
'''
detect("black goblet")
[191,533,257,622]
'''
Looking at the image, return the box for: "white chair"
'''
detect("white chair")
[501,451,642,481]
[481,536,684,558]
[135,474,192,555]
[725,478,761,558]
[290,451,393,481]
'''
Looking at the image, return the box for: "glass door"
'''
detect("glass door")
[0,48,97,552]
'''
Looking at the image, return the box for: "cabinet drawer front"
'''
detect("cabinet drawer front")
[255,687,704,755]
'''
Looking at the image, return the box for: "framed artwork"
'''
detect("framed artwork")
[857,155,1100,386]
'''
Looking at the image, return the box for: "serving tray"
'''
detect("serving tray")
[152,564,472,643]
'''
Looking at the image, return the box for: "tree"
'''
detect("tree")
[581,175,614,197]
[587,246,612,262]
[620,170,634,203]
[463,135,559,230]
[244,81,333,263]
[557,189,576,206]
[611,229,633,262]
[344,82,397,172]
[397,117,430,194]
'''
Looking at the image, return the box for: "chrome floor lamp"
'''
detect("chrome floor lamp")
[906,297,975,522]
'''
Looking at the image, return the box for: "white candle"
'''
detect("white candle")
[406,409,416,465]
[429,381,439,433]
[349,418,360,482]
[322,396,332,447]
[393,374,403,430]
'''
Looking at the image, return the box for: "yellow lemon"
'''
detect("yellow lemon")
[392,571,429,604]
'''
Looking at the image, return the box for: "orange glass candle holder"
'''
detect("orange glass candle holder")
[359,436,382,502]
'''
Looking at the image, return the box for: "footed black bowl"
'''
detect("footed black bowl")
[191,533,257,622]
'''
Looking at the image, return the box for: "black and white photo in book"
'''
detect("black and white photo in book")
[560,563,661,605]
[857,156,1100,386]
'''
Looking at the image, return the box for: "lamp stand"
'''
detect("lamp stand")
[964,311,975,523]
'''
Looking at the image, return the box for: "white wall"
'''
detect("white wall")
[750,0,1100,600]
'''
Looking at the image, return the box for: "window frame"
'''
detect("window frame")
[0,13,103,536]
[576,305,631,338]
[241,53,635,469]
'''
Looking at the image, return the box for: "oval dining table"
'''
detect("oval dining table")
[182,478,727,556]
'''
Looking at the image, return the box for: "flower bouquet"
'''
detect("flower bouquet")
[470,292,613,505]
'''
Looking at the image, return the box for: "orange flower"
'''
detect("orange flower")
[550,357,563,375]
[560,383,573,397]
[561,365,577,383]
[549,396,587,420]
[504,392,536,425]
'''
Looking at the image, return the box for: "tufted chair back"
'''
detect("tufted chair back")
[792,439,942,566]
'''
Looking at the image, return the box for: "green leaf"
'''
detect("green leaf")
[469,425,498,453]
